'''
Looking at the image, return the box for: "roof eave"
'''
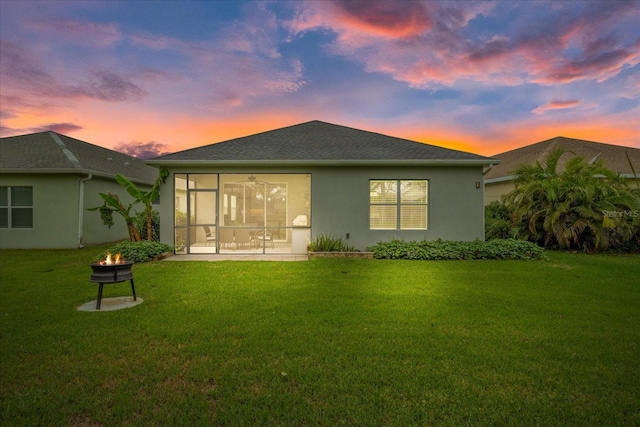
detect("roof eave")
[485,173,638,184]
[145,159,500,167]
[0,168,155,185]
[485,175,516,184]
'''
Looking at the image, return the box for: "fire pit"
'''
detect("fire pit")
[89,253,136,310]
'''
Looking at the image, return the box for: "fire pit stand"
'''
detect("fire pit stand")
[89,261,136,310]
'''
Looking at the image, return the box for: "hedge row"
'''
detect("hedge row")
[370,238,546,260]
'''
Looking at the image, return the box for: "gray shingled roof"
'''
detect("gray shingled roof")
[0,131,158,185]
[146,121,497,166]
[485,136,640,182]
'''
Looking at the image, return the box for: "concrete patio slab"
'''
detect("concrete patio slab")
[77,296,144,312]
[162,254,308,262]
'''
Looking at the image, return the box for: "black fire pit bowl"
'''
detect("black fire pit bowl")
[89,261,136,310]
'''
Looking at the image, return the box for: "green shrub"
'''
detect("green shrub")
[99,241,173,263]
[607,224,640,253]
[504,149,640,252]
[308,233,356,252]
[370,238,546,260]
[485,201,514,240]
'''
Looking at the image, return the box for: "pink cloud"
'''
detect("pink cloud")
[127,4,306,108]
[513,2,640,84]
[330,0,432,38]
[130,32,191,51]
[220,2,282,59]
[70,69,147,102]
[114,141,172,159]
[0,122,83,138]
[534,43,640,84]
[30,122,84,134]
[0,39,146,104]
[532,100,581,115]
[26,19,122,47]
[287,1,640,89]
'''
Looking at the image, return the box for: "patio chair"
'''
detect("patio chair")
[219,228,234,249]
[203,226,216,246]
[234,228,252,249]
[254,230,274,249]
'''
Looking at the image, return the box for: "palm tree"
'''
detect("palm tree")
[505,148,640,252]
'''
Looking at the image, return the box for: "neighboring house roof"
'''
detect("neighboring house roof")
[146,120,498,166]
[485,136,640,183]
[0,131,158,185]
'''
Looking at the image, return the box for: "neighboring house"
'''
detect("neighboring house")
[0,131,158,249]
[484,136,640,205]
[146,120,499,255]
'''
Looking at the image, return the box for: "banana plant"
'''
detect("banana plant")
[89,192,142,242]
[113,168,169,241]
[89,168,168,241]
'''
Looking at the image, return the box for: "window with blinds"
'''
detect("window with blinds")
[370,180,428,230]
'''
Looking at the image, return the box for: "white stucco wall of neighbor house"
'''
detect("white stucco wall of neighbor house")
[156,165,486,254]
[0,174,140,249]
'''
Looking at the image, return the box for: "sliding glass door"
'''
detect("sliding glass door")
[220,174,310,254]
[174,174,218,254]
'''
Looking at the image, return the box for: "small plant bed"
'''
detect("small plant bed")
[307,233,355,252]
[308,251,374,259]
[99,241,173,263]
[371,238,545,260]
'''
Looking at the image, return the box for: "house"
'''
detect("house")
[484,136,640,205]
[0,131,158,249]
[145,120,499,255]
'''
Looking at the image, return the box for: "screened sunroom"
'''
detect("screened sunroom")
[173,173,311,254]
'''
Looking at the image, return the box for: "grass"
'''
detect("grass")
[1,248,639,426]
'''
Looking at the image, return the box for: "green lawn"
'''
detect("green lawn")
[1,248,639,426]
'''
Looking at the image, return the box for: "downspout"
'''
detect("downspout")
[481,165,494,241]
[78,174,93,248]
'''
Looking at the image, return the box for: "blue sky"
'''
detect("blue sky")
[1,0,638,157]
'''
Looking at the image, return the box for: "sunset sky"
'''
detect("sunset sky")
[1,0,638,158]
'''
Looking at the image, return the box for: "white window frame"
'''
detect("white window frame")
[0,186,34,229]
[369,180,428,230]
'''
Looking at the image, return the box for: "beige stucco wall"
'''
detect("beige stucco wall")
[0,173,143,249]
[484,181,514,205]
[484,178,639,206]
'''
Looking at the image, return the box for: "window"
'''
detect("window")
[370,180,428,230]
[0,186,33,229]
